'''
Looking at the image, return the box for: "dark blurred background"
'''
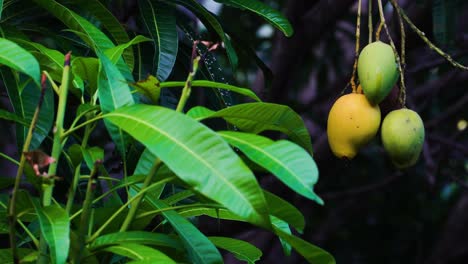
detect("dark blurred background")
[202,0,468,263]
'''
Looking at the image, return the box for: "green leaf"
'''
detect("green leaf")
[208,236,262,264]
[274,228,335,264]
[0,38,40,86]
[144,199,223,264]
[178,207,243,221]
[30,199,70,264]
[0,0,3,20]
[97,52,135,156]
[160,80,261,102]
[32,0,133,81]
[90,231,183,251]
[214,0,293,37]
[105,104,271,228]
[171,0,238,69]
[139,0,178,81]
[104,35,152,65]
[130,74,161,104]
[82,146,104,170]
[263,190,305,233]
[102,243,176,262]
[0,248,37,264]
[72,0,135,70]
[72,57,99,96]
[195,103,313,153]
[218,131,322,205]
[0,69,54,151]
[0,108,29,127]
[271,216,292,256]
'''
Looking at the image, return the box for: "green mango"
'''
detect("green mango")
[381,109,425,168]
[358,41,399,104]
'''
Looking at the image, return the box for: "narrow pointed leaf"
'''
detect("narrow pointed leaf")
[219,131,322,204]
[171,0,238,69]
[160,80,261,102]
[102,243,176,262]
[139,0,178,81]
[271,216,292,256]
[0,38,40,86]
[145,199,223,264]
[274,228,335,264]
[214,0,293,37]
[263,190,305,233]
[0,109,29,127]
[90,231,183,251]
[30,199,70,264]
[208,236,262,264]
[104,35,152,65]
[130,74,161,104]
[105,104,270,227]
[195,103,313,153]
[33,0,133,81]
[97,52,134,155]
[72,0,135,70]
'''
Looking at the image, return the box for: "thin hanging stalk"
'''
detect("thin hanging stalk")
[376,0,405,106]
[349,0,362,92]
[368,0,373,43]
[390,0,407,106]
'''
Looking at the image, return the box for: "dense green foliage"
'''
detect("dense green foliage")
[0,0,334,263]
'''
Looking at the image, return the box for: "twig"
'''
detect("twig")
[377,0,405,107]
[368,0,373,44]
[8,73,48,264]
[391,1,468,71]
[349,0,362,92]
[390,0,407,106]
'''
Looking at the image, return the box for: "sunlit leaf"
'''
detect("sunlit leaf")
[0,38,40,86]
[105,104,271,228]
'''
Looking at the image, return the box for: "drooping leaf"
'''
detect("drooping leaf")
[263,190,305,233]
[171,0,238,70]
[139,0,178,81]
[32,0,133,81]
[97,52,134,156]
[0,248,37,264]
[160,80,261,102]
[0,38,40,86]
[208,236,262,264]
[271,216,292,256]
[30,199,70,264]
[219,131,322,205]
[0,108,29,127]
[71,57,99,96]
[130,74,161,104]
[102,243,176,263]
[0,69,54,151]
[178,207,243,221]
[104,35,152,65]
[82,146,104,170]
[214,0,294,37]
[274,227,335,264]
[71,0,135,70]
[194,103,313,153]
[90,231,183,251]
[104,104,271,228]
[143,198,223,264]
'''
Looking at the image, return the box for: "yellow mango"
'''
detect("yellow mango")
[327,93,381,159]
